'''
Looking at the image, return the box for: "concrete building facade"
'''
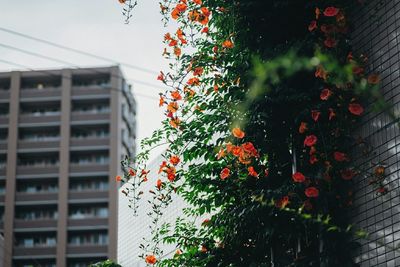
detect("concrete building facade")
[0,66,136,267]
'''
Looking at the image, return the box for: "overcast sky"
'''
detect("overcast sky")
[0,0,171,159]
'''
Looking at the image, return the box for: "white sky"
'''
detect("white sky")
[0,0,171,159]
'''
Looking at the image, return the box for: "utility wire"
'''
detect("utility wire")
[0,27,158,76]
[0,58,158,101]
[0,42,165,92]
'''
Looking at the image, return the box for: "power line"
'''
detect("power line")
[0,58,159,101]
[0,42,165,92]
[0,27,158,76]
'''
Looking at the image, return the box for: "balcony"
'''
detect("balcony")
[14,219,57,230]
[16,165,59,176]
[0,91,10,102]
[69,164,108,174]
[0,140,7,152]
[70,112,109,125]
[19,113,60,126]
[70,137,109,149]
[13,246,56,258]
[68,190,108,201]
[71,86,110,100]
[68,218,108,229]
[15,192,58,202]
[0,116,8,126]
[66,245,108,256]
[18,139,59,152]
[19,88,61,101]
[0,167,5,177]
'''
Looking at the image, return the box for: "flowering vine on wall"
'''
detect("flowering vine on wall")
[116,0,388,266]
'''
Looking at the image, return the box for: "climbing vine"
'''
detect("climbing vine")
[117,0,388,266]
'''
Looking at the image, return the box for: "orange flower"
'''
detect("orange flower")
[193,0,202,4]
[167,102,179,113]
[275,196,290,208]
[188,10,200,21]
[367,74,380,84]
[292,172,305,183]
[159,96,165,107]
[220,167,230,180]
[174,47,182,57]
[348,103,364,116]
[118,0,126,3]
[201,27,209,34]
[145,255,157,265]
[156,179,163,190]
[232,127,245,139]
[299,122,308,134]
[171,90,182,100]
[305,187,319,198]
[187,77,200,86]
[315,66,327,80]
[248,166,258,177]
[115,175,122,182]
[193,67,204,76]
[242,142,259,157]
[164,32,172,41]
[374,165,385,177]
[231,146,243,157]
[129,169,136,176]
[217,148,225,159]
[310,154,318,164]
[170,117,181,128]
[222,40,234,49]
[171,3,187,19]
[169,155,180,165]
[169,39,178,47]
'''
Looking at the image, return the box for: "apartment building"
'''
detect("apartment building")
[0,66,136,267]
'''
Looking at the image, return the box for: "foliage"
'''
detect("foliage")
[90,259,122,267]
[118,0,388,266]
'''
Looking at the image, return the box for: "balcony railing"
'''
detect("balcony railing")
[14,219,57,229]
[13,246,56,258]
[69,163,108,174]
[18,139,59,151]
[0,90,10,102]
[0,116,9,125]
[15,192,58,202]
[68,217,108,228]
[68,190,108,200]
[16,165,59,176]
[19,87,61,100]
[71,86,110,99]
[70,112,109,124]
[19,114,61,125]
[70,137,109,148]
[66,244,107,256]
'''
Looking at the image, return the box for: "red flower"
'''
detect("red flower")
[129,169,136,176]
[324,38,337,48]
[201,27,209,34]
[310,154,318,164]
[157,71,165,82]
[248,166,258,178]
[303,199,313,210]
[323,7,339,17]
[348,103,364,116]
[311,110,321,122]
[299,122,308,134]
[145,255,157,265]
[220,167,230,180]
[242,142,259,157]
[304,135,318,147]
[292,172,305,183]
[232,127,245,139]
[341,169,356,180]
[169,155,180,165]
[305,187,319,198]
[193,67,204,76]
[320,88,332,100]
[334,151,348,162]
[352,66,364,75]
[328,108,336,120]
[308,20,317,32]
[368,74,380,84]
[115,175,122,182]
[171,90,182,100]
